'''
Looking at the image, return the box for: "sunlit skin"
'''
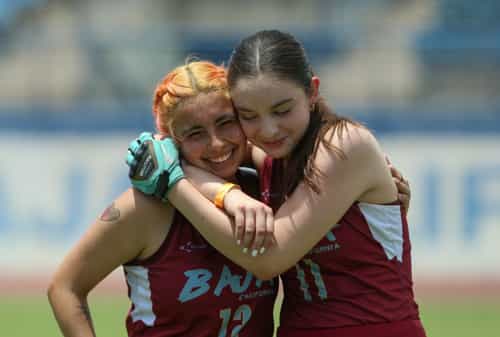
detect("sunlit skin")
[172,91,247,181]
[48,82,261,337]
[230,74,319,159]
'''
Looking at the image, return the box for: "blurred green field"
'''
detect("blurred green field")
[2,294,499,337]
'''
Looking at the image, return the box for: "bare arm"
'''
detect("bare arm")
[168,125,396,279]
[47,189,172,336]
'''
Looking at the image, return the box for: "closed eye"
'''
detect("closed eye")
[185,130,205,140]
[238,113,257,121]
[274,109,290,116]
[217,117,237,126]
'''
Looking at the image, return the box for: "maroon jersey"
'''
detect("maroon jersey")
[260,157,426,337]
[124,173,277,337]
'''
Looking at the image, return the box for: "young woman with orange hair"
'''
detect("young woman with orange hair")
[48,60,278,337]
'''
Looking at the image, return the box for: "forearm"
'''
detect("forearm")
[187,176,228,202]
[167,179,266,275]
[48,286,96,337]
[167,179,318,279]
[167,176,354,281]
[183,163,231,201]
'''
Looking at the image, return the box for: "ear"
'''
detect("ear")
[309,76,320,104]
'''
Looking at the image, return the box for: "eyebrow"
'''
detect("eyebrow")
[236,98,294,113]
[179,125,202,137]
[215,113,235,123]
[178,112,234,136]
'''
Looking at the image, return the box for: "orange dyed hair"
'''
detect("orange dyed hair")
[152,60,229,136]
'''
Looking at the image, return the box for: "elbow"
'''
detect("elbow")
[46,277,82,305]
[47,279,58,306]
[251,265,282,281]
[242,255,289,280]
[254,271,276,281]
[47,278,61,304]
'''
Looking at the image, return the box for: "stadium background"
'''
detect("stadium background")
[1,0,499,336]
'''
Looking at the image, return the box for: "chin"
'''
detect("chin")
[262,145,291,159]
[212,165,238,180]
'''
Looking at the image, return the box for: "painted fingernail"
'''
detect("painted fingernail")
[236,240,241,246]
[259,247,266,255]
[251,249,258,257]
[242,247,248,254]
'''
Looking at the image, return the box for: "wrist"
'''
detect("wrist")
[165,176,186,199]
[213,183,241,209]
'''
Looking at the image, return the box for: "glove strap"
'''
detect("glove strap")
[154,171,170,201]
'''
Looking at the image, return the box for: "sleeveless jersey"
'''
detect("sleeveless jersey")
[124,172,277,337]
[260,157,426,337]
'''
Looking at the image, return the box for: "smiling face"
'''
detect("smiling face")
[230,74,315,159]
[171,91,246,180]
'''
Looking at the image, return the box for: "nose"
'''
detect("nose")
[260,117,279,139]
[207,131,225,149]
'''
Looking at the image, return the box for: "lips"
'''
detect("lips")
[207,150,232,163]
[262,137,286,148]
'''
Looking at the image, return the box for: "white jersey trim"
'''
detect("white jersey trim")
[124,265,156,326]
[358,203,404,262]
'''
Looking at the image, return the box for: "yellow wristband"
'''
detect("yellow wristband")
[214,183,241,209]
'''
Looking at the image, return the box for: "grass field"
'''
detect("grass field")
[2,294,499,337]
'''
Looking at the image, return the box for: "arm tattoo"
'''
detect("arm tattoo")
[80,302,92,323]
[99,202,121,222]
[79,302,96,335]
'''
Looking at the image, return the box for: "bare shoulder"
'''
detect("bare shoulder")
[95,188,175,260]
[321,123,395,202]
[98,189,174,238]
[318,123,381,166]
[103,188,172,220]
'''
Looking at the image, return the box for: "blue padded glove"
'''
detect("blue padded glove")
[126,132,184,201]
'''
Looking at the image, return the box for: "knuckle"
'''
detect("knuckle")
[255,229,266,237]
[245,221,255,229]
[245,227,255,234]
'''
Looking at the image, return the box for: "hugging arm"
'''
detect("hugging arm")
[128,127,401,280]
[183,162,274,253]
